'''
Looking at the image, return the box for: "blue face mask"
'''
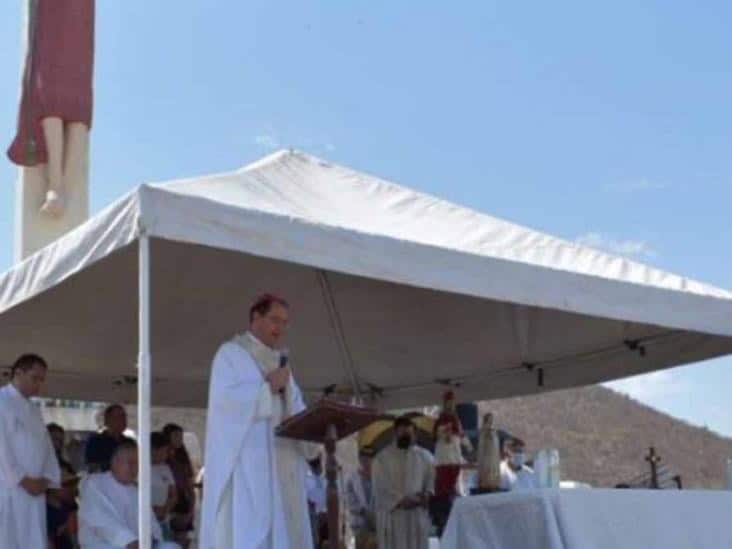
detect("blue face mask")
[510,453,525,468]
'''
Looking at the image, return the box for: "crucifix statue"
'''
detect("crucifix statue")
[8,0,94,259]
[645,446,661,489]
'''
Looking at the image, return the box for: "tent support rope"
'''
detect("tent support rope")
[316,269,363,402]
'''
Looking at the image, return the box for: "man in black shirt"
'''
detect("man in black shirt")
[84,404,133,472]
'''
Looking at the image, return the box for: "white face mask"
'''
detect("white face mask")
[510,453,525,468]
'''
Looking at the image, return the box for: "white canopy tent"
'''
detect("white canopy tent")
[2,149,731,408]
[1,149,732,546]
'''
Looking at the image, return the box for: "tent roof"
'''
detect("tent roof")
[1,150,731,408]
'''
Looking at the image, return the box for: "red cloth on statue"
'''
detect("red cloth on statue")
[7,0,95,167]
[435,465,461,497]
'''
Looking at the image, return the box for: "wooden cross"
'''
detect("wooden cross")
[645,446,661,489]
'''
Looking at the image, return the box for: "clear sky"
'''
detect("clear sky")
[1,2,730,434]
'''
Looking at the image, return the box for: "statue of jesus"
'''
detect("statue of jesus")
[7,0,95,217]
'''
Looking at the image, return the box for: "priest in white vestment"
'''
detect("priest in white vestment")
[200,294,316,549]
[78,439,179,548]
[373,416,435,549]
[0,354,60,549]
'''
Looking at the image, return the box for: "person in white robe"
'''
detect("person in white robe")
[499,439,539,492]
[0,353,60,549]
[345,449,377,549]
[200,294,317,549]
[78,439,179,549]
[373,416,435,549]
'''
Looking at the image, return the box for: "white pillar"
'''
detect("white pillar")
[138,233,152,548]
[15,164,90,261]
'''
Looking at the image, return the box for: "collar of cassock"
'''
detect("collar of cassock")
[7,382,29,403]
[232,331,282,375]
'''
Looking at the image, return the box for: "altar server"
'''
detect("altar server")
[0,353,60,549]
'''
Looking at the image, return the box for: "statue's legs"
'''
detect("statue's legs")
[40,116,65,217]
[63,121,90,199]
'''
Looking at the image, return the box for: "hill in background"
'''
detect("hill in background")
[480,385,732,488]
[124,384,732,489]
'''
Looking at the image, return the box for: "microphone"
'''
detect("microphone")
[278,349,289,395]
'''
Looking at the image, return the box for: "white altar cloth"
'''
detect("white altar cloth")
[441,489,732,549]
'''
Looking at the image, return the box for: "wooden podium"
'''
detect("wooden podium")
[277,399,381,548]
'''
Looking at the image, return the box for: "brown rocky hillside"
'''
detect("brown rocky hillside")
[480,385,732,489]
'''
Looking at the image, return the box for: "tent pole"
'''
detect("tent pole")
[138,233,152,549]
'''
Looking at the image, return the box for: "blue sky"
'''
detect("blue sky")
[1,2,730,434]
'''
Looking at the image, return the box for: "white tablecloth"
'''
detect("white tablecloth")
[441,489,732,549]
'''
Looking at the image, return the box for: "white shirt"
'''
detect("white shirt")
[151,463,176,507]
[499,461,540,491]
[306,471,327,514]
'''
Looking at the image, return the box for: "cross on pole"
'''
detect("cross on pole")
[645,446,661,489]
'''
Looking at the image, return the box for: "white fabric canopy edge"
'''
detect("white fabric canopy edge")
[1,153,732,340]
[0,191,140,314]
[139,184,732,338]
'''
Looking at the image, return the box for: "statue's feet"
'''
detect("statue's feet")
[40,190,66,217]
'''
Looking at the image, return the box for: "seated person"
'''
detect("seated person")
[151,432,177,539]
[84,404,134,473]
[500,439,539,492]
[78,439,179,548]
[47,423,74,472]
[47,463,80,549]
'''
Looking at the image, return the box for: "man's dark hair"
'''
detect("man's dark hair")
[47,422,64,435]
[103,403,125,423]
[111,438,138,460]
[162,423,194,474]
[11,353,48,376]
[162,423,183,437]
[151,431,170,450]
[249,293,289,323]
[394,415,415,430]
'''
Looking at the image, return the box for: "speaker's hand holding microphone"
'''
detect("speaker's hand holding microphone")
[267,348,291,395]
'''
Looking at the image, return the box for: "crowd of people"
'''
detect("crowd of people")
[0,353,199,549]
[300,413,540,549]
[1,295,542,549]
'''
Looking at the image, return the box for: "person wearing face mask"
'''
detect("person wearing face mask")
[499,439,539,492]
[373,416,435,549]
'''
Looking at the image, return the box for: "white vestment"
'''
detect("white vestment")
[78,471,177,549]
[151,463,176,507]
[345,470,374,532]
[373,445,435,549]
[0,383,61,549]
[199,333,316,549]
[306,471,327,514]
[434,437,464,466]
[499,461,540,492]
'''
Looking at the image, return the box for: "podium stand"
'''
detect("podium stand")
[277,399,381,548]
